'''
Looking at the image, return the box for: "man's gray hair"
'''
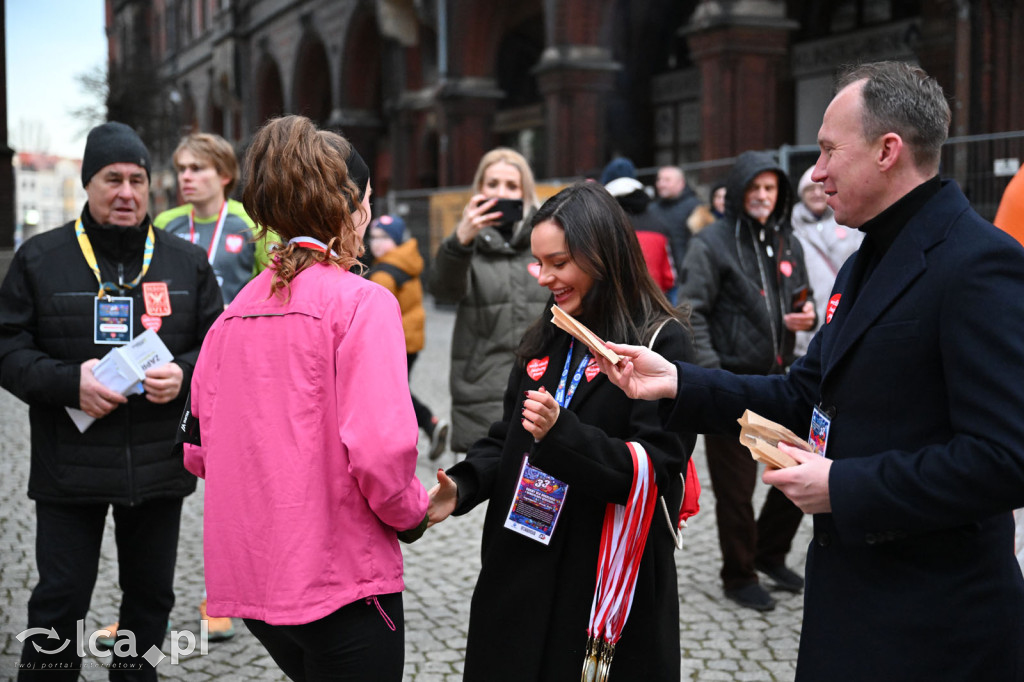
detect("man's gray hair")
[836,61,950,173]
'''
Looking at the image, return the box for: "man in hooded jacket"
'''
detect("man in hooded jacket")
[678,150,816,611]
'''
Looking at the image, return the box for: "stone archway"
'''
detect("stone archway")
[255,54,285,127]
[181,86,199,133]
[339,5,384,192]
[340,7,381,111]
[294,31,332,125]
[208,78,225,137]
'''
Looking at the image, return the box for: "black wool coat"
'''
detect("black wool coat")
[448,318,695,682]
[669,181,1024,681]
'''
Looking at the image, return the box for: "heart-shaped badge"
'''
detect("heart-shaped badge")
[526,356,549,380]
[527,262,541,280]
[585,363,600,382]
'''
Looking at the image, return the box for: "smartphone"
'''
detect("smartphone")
[790,286,809,312]
[492,198,524,224]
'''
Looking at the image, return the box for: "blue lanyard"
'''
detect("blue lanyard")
[554,339,591,409]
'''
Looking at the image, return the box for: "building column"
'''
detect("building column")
[683,0,797,160]
[534,46,619,178]
[0,0,15,267]
[434,77,504,186]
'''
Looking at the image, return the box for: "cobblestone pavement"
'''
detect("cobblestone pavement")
[0,301,810,681]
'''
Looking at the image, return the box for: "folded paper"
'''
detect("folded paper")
[549,305,621,364]
[737,409,812,469]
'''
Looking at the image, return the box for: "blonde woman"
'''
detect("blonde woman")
[429,148,551,454]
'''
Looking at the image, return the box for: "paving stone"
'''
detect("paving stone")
[0,301,811,681]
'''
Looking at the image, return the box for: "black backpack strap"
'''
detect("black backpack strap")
[366,262,412,289]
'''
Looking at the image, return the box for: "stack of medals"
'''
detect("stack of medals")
[581,637,615,682]
[581,442,658,682]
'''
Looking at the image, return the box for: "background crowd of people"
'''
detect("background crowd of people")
[3,59,1024,682]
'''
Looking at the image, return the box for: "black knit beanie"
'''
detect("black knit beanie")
[81,122,151,187]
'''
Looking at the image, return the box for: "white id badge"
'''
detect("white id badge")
[808,404,831,457]
[504,455,569,545]
[94,297,133,345]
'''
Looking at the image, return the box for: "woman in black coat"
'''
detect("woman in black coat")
[428,182,696,682]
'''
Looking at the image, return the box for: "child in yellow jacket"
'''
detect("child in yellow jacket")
[368,215,449,459]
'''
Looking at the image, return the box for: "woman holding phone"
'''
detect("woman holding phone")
[429,148,551,456]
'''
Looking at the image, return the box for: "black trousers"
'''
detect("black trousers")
[244,592,405,682]
[704,434,805,589]
[18,498,183,682]
[407,353,435,433]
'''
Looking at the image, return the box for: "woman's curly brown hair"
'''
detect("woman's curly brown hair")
[242,115,368,300]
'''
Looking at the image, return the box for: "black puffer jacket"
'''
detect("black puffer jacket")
[0,207,224,504]
[678,151,812,374]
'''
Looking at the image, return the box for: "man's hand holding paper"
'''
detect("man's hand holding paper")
[79,358,128,418]
[143,362,183,404]
[737,409,832,513]
[762,445,832,514]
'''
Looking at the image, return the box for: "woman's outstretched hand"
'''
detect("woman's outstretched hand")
[427,468,458,527]
[594,342,679,401]
[522,386,560,441]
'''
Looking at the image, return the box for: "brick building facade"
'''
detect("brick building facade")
[104,0,1024,212]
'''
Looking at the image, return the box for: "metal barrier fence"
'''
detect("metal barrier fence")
[388,131,1024,279]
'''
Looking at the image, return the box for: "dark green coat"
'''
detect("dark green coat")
[429,221,550,452]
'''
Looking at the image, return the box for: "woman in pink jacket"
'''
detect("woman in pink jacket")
[183,115,429,681]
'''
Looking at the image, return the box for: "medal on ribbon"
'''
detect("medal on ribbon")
[581,441,657,682]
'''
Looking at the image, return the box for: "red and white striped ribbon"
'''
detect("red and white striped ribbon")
[587,441,658,646]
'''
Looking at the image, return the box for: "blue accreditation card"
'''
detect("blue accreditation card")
[504,455,569,545]
[94,296,133,345]
[808,404,831,457]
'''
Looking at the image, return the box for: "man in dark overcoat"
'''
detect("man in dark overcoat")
[598,61,1024,681]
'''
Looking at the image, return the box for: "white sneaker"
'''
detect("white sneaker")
[428,420,449,461]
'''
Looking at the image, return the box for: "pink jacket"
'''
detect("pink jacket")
[184,263,428,625]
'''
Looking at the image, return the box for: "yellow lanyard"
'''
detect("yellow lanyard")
[75,218,155,297]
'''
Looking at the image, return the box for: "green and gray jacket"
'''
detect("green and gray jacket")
[155,198,272,304]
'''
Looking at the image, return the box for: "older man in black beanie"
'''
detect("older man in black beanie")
[0,121,224,680]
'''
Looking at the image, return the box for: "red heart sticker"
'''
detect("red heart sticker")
[826,293,842,324]
[779,260,793,277]
[140,314,163,332]
[585,363,600,382]
[526,356,549,380]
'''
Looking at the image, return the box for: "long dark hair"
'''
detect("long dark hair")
[516,182,687,364]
